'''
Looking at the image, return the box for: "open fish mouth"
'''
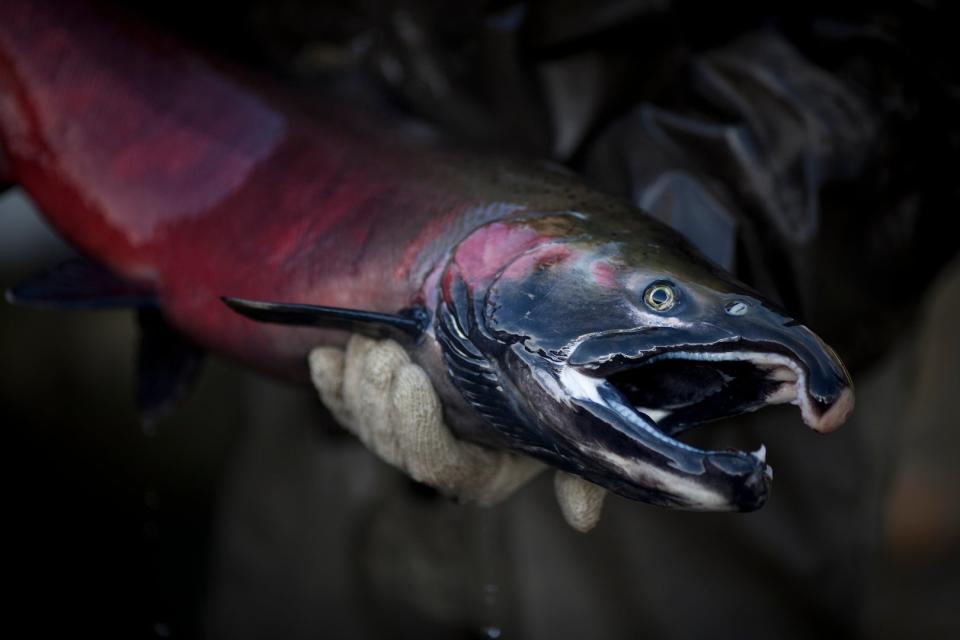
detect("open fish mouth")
[557,340,854,509]
[604,348,854,437]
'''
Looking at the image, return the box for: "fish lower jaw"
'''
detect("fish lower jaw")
[557,365,771,462]
[555,368,770,510]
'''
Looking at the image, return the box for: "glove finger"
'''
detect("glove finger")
[471,454,545,507]
[554,471,607,533]
[356,340,410,465]
[391,363,544,503]
[307,347,351,427]
[342,335,376,415]
[390,362,484,490]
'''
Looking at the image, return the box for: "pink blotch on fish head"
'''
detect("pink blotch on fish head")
[590,259,621,289]
[452,222,548,286]
[497,243,575,283]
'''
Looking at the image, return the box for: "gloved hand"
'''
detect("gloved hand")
[308,335,607,532]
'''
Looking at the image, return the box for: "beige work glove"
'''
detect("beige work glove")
[308,335,607,532]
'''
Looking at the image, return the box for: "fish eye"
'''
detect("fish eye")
[643,282,676,312]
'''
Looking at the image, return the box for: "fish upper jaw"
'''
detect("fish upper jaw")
[567,316,855,437]
[616,348,854,434]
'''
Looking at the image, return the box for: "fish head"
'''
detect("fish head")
[437,209,854,511]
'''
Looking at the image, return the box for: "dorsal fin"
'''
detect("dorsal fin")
[221,296,428,340]
[5,257,156,309]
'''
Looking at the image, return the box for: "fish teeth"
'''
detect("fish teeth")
[750,444,767,464]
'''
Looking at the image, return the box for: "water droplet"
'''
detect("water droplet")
[154,622,171,637]
[482,626,502,639]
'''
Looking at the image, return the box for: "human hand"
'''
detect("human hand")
[308,335,607,532]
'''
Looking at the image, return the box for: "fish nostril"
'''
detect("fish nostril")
[725,301,749,316]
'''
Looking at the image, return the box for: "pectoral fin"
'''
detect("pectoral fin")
[221,296,428,339]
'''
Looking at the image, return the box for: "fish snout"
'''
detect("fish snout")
[752,313,855,434]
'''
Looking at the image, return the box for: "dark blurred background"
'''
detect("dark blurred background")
[3,0,959,638]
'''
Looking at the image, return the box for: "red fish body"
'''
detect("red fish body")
[0,0,550,379]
